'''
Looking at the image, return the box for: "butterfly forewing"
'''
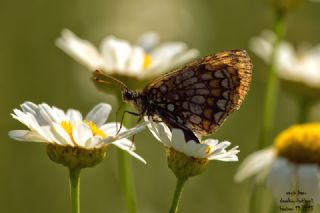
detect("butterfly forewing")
[143,50,252,136]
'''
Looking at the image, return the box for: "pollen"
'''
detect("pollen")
[274,123,320,165]
[143,54,152,69]
[60,121,73,137]
[85,121,107,138]
[60,120,106,144]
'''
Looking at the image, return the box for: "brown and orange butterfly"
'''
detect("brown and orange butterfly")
[94,49,252,142]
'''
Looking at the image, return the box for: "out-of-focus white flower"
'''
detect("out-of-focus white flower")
[235,123,320,204]
[250,30,320,89]
[9,102,146,165]
[56,29,199,80]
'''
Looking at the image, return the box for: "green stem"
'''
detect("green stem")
[248,184,260,213]
[250,8,288,213]
[118,149,137,213]
[259,9,287,149]
[297,97,311,124]
[117,102,137,213]
[169,178,187,213]
[69,168,81,213]
[270,202,278,213]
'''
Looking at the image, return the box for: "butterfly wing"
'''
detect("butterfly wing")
[143,49,252,136]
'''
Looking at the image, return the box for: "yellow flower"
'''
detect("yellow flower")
[235,123,320,204]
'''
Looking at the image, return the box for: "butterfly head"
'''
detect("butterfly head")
[122,89,137,102]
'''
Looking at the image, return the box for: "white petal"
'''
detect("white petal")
[209,145,240,162]
[137,32,160,52]
[102,122,148,145]
[85,136,103,148]
[126,47,145,74]
[249,30,276,62]
[184,141,209,158]
[266,158,295,203]
[296,165,320,203]
[11,109,36,130]
[149,49,199,77]
[72,123,93,147]
[112,138,136,150]
[150,42,188,60]
[147,120,172,146]
[8,130,47,143]
[234,147,275,182]
[66,109,83,124]
[100,122,122,136]
[50,123,73,145]
[21,102,52,126]
[100,36,132,72]
[56,29,104,70]
[39,103,63,124]
[204,139,219,147]
[85,103,112,127]
[21,101,38,114]
[170,128,194,154]
[112,140,146,164]
[11,110,53,142]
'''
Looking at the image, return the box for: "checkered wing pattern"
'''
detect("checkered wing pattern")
[144,50,252,136]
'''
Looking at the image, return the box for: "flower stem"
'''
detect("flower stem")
[117,103,137,213]
[297,97,311,124]
[169,178,187,213]
[251,8,287,213]
[69,168,81,213]
[259,8,287,149]
[118,149,137,213]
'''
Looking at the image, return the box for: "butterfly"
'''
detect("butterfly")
[94,49,252,142]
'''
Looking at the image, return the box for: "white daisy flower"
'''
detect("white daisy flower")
[235,123,320,204]
[9,102,147,167]
[147,120,239,178]
[56,29,199,80]
[250,30,320,89]
[148,121,239,161]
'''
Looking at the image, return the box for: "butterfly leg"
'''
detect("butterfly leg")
[116,110,140,135]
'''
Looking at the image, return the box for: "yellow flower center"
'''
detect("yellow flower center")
[85,121,106,138]
[143,54,152,69]
[60,121,73,137]
[274,123,320,165]
[60,120,107,145]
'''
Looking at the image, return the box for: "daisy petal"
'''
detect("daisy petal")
[8,130,48,142]
[85,103,112,127]
[56,29,104,70]
[72,123,93,147]
[235,148,275,182]
[137,32,160,52]
[100,36,132,72]
[266,158,295,203]
[297,165,320,203]
[50,123,73,146]
[112,140,146,164]
[126,47,144,74]
[66,109,83,124]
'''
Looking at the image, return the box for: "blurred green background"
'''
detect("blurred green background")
[1,0,320,212]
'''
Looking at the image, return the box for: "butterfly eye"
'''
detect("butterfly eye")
[122,90,135,101]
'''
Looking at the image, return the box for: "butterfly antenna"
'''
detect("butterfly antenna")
[94,69,129,90]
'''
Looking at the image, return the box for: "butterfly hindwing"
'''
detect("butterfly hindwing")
[143,50,252,136]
